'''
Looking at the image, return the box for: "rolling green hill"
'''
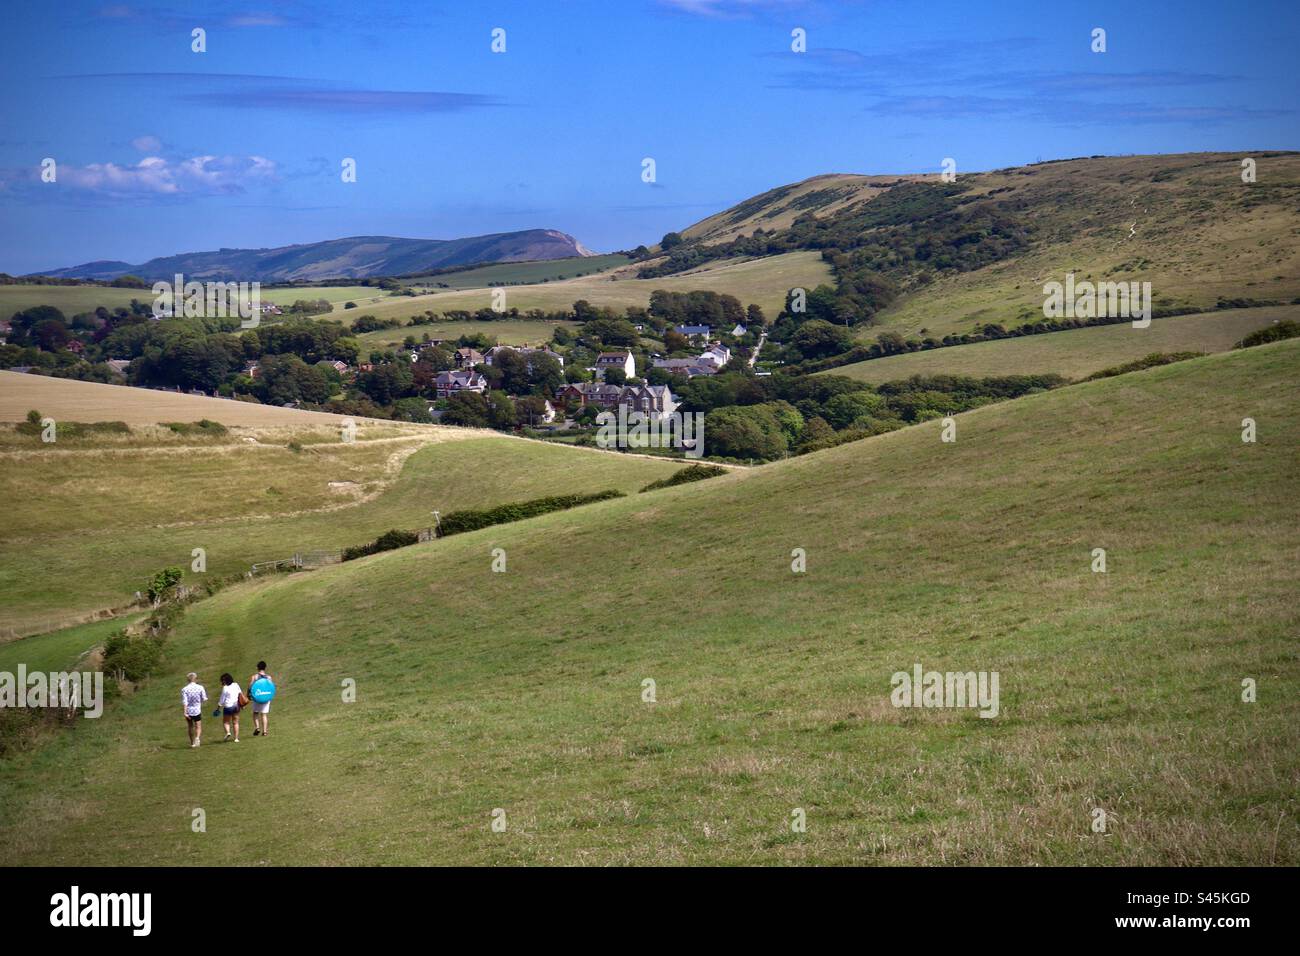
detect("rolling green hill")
[822,305,1297,384]
[0,419,680,636]
[399,254,630,289]
[34,230,595,283]
[3,340,1295,866]
[667,152,1300,338]
[325,250,832,322]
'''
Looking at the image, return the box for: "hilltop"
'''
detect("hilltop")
[658,151,1300,337]
[3,340,1295,865]
[32,229,596,284]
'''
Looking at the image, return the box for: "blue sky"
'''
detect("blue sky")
[0,0,1296,274]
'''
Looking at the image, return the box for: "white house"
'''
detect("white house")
[596,350,636,379]
[698,342,731,368]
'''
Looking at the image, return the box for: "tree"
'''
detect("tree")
[515,394,551,427]
[355,361,413,405]
[528,353,565,395]
[493,348,532,394]
[603,368,627,387]
[746,303,767,330]
[791,320,853,360]
[442,391,490,427]
[661,232,684,250]
[146,566,184,606]
[485,390,516,429]
[581,317,638,348]
[823,391,888,430]
[797,415,835,449]
[663,329,689,353]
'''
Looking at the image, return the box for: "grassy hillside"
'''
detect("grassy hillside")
[328,250,832,322]
[0,284,149,318]
[680,173,928,245]
[0,371,370,427]
[824,305,1296,384]
[399,254,630,289]
[3,341,1295,866]
[0,425,680,636]
[868,152,1300,337]
[355,318,578,351]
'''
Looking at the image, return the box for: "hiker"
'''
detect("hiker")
[218,673,244,742]
[247,661,276,738]
[181,672,208,748]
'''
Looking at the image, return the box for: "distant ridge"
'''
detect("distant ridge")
[32,229,595,283]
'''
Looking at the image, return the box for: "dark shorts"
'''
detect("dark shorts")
[186,714,202,723]
[223,706,240,716]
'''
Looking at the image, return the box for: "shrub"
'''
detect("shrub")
[101,630,165,683]
[438,491,624,536]
[1234,320,1300,349]
[641,464,727,492]
[1083,352,1205,381]
[146,566,183,605]
[343,528,420,561]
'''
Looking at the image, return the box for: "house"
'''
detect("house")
[434,369,488,399]
[618,383,678,420]
[698,342,731,368]
[559,382,625,409]
[454,347,485,369]
[730,323,747,337]
[675,324,711,340]
[329,360,350,374]
[596,350,635,379]
[560,382,677,420]
[651,357,718,378]
[242,361,260,379]
[485,346,565,369]
[105,359,131,376]
[66,340,85,355]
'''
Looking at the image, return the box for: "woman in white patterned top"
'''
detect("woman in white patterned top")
[180,672,207,749]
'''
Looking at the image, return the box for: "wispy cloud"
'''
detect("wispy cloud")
[183,87,499,114]
[0,154,278,200]
[93,4,310,29]
[658,0,813,18]
[862,95,1291,125]
[767,38,1276,127]
[51,72,502,115]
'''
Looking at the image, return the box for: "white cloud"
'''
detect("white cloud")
[131,135,162,152]
[52,155,277,197]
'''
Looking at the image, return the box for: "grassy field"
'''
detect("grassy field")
[321,251,832,323]
[0,420,680,635]
[0,284,150,318]
[355,318,578,351]
[866,153,1300,338]
[2,340,1295,865]
[0,371,370,427]
[825,305,1297,384]
[400,254,630,289]
[0,615,143,674]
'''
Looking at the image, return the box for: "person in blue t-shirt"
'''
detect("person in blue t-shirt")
[246,661,276,738]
